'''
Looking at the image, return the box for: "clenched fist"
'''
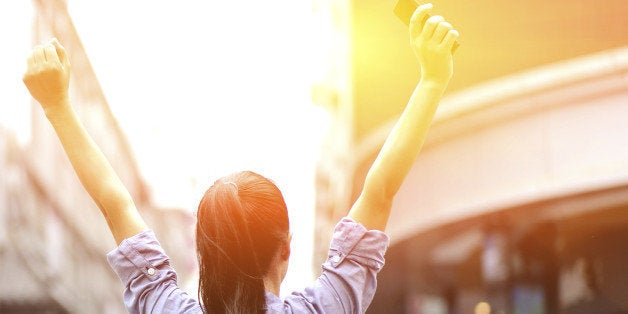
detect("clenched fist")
[23,38,71,113]
[409,3,459,84]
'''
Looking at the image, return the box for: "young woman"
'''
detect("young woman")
[23,3,458,313]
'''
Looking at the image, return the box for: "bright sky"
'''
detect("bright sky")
[0,3,33,142]
[2,1,330,296]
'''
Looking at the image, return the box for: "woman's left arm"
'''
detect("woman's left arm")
[23,39,148,244]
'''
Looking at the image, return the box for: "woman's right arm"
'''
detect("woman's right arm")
[282,4,459,312]
[23,39,148,244]
[348,3,459,231]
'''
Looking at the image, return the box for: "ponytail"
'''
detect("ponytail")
[196,171,289,313]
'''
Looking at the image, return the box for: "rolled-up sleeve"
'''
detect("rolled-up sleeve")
[106,231,201,314]
[282,217,390,313]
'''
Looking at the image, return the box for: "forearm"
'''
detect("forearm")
[367,79,446,197]
[349,79,448,230]
[45,102,147,243]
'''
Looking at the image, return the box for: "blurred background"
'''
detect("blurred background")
[1,0,628,313]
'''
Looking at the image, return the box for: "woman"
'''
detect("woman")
[22,3,458,313]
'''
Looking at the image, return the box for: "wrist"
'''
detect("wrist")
[418,77,450,91]
[43,98,73,120]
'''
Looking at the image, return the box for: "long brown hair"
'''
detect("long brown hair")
[196,171,289,313]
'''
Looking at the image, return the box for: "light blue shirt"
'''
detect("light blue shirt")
[107,217,389,313]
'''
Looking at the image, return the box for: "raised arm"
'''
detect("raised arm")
[348,3,459,231]
[23,39,148,244]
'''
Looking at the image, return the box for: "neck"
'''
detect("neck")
[263,272,282,296]
[264,239,290,297]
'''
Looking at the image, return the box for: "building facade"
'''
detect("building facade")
[0,1,196,313]
[367,48,628,314]
[313,0,628,313]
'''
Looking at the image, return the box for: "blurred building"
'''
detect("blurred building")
[0,1,196,313]
[313,0,628,313]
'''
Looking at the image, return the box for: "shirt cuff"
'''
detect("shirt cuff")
[106,230,170,285]
[327,217,390,270]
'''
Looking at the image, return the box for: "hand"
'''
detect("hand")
[409,3,459,84]
[23,38,72,112]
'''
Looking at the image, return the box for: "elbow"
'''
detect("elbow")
[363,168,403,203]
[108,193,136,216]
[95,184,136,216]
[362,178,396,206]
[360,184,394,212]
